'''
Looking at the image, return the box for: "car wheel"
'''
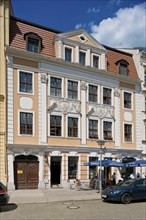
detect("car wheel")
[121,193,131,204]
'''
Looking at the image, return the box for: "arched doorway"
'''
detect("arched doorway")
[14,155,39,189]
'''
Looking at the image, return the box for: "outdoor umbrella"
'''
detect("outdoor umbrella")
[125,160,146,167]
[84,159,124,167]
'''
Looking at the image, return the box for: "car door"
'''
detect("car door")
[132,179,146,200]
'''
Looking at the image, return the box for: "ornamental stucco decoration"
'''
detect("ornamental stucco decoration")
[48,98,81,115]
[59,100,70,114]
[20,97,33,109]
[41,73,48,83]
[22,149,32,156]
[114,88,120,97]
[88,104,115,120]
[81,81,87,91]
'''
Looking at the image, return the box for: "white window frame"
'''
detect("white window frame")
[102,118,114,141]
[48,112,64,137]
[79,49,86,66]
[87,116,100,139]
[18,69,34,95]
[66,78,80,101]
[87,83,100,103]
[123,90,133,110]
[18,110,35,136]
[48,75,64,98]
[102,86,113,106]
[66,114,80,138]
[64,45,73,62]
[91,53,100,69]
[123,122,133,143]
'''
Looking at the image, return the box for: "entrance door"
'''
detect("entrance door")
[14,155,39,189]
[51,157,61,186]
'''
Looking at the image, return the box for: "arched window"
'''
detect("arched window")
[24,32,42,53]
[116,59,129,76]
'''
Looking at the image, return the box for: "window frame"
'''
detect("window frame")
[88,118,99,139]
[24,32,42,53]
[50,115,62,137]
[88,84,98,103]
[102,87,112,106]
[64,46,73,62]
[123,91,133,110]
[79,50,86,66]
[18,70,34,95]
[103,120,113,141]
[66,79,80,100]
[66,115,80,138]
[116,59,129,76]
[48,75,64,98]
[92,54,100,69]
[18,110,34,136]
[124,123,133,143]
[68,156,79,180]
[48,113,64,137]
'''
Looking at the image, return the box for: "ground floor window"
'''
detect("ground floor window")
[89,157,98,179]
[68,156,78,179]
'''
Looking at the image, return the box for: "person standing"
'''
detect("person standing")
[111,172,116,185]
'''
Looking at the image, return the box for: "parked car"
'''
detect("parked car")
[102,178,146,204]
[0,182,10,206]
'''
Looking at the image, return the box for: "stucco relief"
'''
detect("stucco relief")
[48,98,81,114]
[81,81,87,91]
[124,112,132,121]
[41,73,47,83]
[114,88,120,97]
[87,104,115,119]
[20,97,33,109]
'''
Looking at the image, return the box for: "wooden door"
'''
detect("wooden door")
[14,161,39,189]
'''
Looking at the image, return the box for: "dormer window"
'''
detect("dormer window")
[79,51,86,66]
[65,47,72,62]
[93,55,99,68]
[116,59,129,76]
[24,32,42,53]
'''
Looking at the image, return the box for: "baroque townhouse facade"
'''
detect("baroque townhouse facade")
[121,48,146,174]
[1,1,145,190]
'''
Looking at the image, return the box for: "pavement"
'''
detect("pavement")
[8,188,101,204]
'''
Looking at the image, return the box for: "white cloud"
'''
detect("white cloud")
[87,8,100,13]
[90,3,146,48]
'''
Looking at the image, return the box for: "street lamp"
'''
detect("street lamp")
[97,139,105,197]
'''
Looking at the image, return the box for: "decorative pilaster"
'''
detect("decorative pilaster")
[7,150,15,190]
[81,81,87,145]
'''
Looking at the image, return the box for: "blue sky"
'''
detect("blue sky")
[11,0,146,48]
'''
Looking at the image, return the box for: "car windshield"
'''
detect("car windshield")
[119,179,135,187]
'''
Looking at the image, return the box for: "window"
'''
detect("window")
[50,77,62,97]
[65,47,72,62]
[20,112,33,135]
[103,121,112,140]
[68,156,78,179]
[144,70,146,85]
[79,51,86,65]
[89,119,98,139]
[93,55,99,68]
[19,71,33,94]
[89,85,98,102]
[68,80,78,100]
[68,117,78,137]
[50,115,61,136]
[116,60,129,76]
[89,157,98,179]
[103,88,111,105]
[124,92,132,109]
[124,124,132,142]
[24,32,42,53]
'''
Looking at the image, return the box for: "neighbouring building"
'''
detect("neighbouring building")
[0,0,145,190]
[0,0,13,186]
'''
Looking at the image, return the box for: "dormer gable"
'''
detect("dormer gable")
[55,29,106,70]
